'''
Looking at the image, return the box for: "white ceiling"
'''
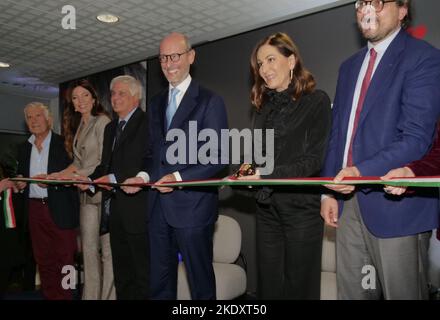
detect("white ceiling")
[0,0,351,98]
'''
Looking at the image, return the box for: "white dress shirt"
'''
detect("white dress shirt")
[137,75,193,184]
[342,27,401,168]
[28,131,52,198]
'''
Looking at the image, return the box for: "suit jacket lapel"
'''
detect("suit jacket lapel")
[100,120,116,174]
[23,141,32,178]
[48,131,57,174]
[358,30,407,127]
[341,49,367,140]
[168,80,199,130]
[158,91,168,137]
[73,116,97,161]
[113,107,142,153]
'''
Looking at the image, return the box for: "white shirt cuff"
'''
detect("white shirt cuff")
[321,194,335,201]
[173,171,182,182]
[109,174,117,184]
[136,171,150,183]
[88,177,95,193]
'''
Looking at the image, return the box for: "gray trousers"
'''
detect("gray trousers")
[336,196,431,300]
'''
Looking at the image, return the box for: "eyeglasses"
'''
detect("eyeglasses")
[355,0,396,12]
[158,49,191,63]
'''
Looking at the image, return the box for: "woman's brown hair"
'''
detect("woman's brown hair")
[62,79,109,158]
[250,32,316,110]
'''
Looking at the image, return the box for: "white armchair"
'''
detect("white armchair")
[177,214,247,300]
[320,224,337,300]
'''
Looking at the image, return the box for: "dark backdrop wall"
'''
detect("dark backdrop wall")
[146,0,440,295]
[59,61,147,123]
[0,132,28,176]
[0,91,54,134]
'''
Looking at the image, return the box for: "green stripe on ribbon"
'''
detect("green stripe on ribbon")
[9,176,440,188]
[3,188,16,229]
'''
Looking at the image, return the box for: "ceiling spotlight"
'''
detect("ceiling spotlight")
[96,13,120,24]
[0,61,11,68]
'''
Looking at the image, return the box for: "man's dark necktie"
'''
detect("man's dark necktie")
[347,48,377,167]
[113,120,126,150]
[101,119,126,235]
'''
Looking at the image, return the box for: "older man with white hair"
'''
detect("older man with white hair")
[16,102,79,300]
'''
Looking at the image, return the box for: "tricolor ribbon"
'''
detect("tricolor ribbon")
[10,176,440,240]
[3,188,16,229]
[9,176,440,188]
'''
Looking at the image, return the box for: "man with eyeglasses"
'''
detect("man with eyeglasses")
[321,0,440,299]
[123,32,228,299]
[355,0,401,12]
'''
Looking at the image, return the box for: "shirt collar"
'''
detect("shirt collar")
[119,107,138,123]
[169,74,192,94]
[368,27,401,55]
[28,130,52,148]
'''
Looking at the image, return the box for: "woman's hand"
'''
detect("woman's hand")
[237,171,261,180]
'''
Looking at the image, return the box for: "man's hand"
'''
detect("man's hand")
[381,166,415,195]
[32,174,48,188]
[121,177,144,194]
[154,174,176,193]
[93,175,113,191]
[325,166,360,194]
[321,197,339,228]
[0,178,18,193]
[13,175,27,191]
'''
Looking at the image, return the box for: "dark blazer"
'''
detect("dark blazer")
[250,89,332,206]
[148,80,228,228]
[90,107,149,234]
[17,132,79,229]
[256,89,332,179]
[322,29,440,237]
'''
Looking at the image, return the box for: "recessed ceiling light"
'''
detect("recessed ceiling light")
[0,61,11,68]
[96,13,120,24]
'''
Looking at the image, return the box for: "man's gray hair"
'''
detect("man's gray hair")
[24,102,52,120]
[110,75,143,100]
[23,102,53,129]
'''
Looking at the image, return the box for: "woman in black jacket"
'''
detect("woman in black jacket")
[239,32,332,299]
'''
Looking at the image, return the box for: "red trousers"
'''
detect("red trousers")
[28,199,77,300]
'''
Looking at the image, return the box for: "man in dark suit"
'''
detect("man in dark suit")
[79,75,150,300]
[321,0,440,299]
[123,32,228,299]
[16,102,79,300]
